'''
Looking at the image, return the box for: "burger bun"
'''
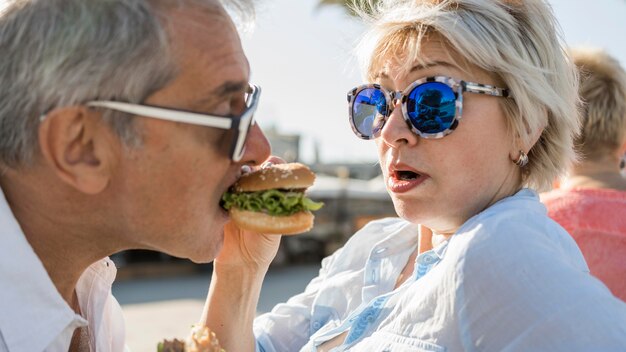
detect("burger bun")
[234,162,315,192]
[230,208,314,235]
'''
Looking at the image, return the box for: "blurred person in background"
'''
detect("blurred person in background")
[0,0,284,351]
[251,0,626,351]
[542,47,626,302]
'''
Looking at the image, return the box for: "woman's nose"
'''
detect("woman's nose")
[378,100,419,149]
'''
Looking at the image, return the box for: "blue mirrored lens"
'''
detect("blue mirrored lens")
[406,82,456,134]
[352,88,387,137]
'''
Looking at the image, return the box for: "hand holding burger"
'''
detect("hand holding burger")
[221,163,323,235]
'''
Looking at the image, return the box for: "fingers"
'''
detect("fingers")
[247,156,286,173]
[240,164,252,174]
[239,156,286,175]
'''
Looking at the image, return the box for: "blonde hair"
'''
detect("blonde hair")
[353,0,580,191]
[570,47,626,160]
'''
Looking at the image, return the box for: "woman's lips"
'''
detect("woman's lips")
[386,170,428,193]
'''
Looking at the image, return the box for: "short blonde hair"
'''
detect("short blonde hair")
[570,47,626,160]
[353,0,580,191]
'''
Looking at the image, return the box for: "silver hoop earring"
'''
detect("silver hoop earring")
[513,150,529,168]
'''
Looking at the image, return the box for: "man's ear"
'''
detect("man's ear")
[38,106,117,194]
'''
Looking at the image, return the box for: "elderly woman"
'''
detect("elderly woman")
[253,0,626,351]
[542,48,626,302]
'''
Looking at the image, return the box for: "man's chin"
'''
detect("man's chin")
[185,233,224,264]
[185,251,219,264]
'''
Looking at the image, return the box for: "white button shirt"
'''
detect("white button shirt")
[0,186,126,352]
[254,189,626,351]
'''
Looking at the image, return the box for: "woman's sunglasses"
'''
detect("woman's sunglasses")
[347,76,510,140]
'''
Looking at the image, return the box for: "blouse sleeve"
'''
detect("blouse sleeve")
[455,214,626,352]
[253,248,342,352]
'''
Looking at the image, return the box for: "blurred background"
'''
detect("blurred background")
[111,0,626,350]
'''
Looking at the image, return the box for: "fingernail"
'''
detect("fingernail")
[241,165,252,174]
[261,161,274,169]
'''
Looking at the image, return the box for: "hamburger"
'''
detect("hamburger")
[221,163,323,234]
[158,325,223,352]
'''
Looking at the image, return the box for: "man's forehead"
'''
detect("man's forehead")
[161,1,245,70]
[158,0,232,34]
[146,0,250,110]
[154,0,225,15]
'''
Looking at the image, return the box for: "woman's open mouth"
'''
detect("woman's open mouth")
[387,168,428,193]
[396,170,420,180]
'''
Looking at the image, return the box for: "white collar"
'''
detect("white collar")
[0,185,95,352]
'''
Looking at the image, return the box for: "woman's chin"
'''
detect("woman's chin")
[395,207,429,225]
[393,200,429,221]
[394,205,454,231]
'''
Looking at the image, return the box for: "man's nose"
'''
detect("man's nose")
[240,123,271,165]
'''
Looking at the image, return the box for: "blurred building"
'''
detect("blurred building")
[264,126,300,162]
[311,162,382,180]
[283,173,396,262]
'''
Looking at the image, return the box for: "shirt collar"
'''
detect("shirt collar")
[495,188,542,211]
[76,257,118,327]
[370,220,420,259]
[0,185,87,352]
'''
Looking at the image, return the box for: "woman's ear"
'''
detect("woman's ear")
[509,124,545,163]
[529,124,545,149]
[38,106,118,194]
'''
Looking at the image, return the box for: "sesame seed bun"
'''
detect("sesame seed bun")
[233,163,315,192]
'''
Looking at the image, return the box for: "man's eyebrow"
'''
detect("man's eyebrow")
[212,80,248,97]
[190,80,248,110]
[190,58,249,110]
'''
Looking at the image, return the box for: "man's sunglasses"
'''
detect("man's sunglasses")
[347,76,510,139]
[85,84,260,162]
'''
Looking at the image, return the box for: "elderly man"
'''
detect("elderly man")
[0,0,280,351]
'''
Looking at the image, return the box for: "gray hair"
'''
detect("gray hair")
[353,0,580,191]
[0,0,254,167]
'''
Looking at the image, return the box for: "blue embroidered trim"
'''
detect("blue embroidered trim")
[342,250,441,346]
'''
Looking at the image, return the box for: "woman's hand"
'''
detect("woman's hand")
[201,157,285,351]
[215,220,281,270]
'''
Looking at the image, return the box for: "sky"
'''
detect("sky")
[240,0,626,164]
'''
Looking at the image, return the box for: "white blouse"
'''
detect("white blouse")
[254,189,626,351]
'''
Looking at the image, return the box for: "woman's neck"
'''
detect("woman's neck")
[418,225,453,254]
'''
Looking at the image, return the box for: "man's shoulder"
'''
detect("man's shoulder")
[541,187,626,211]
[541,188,626,234]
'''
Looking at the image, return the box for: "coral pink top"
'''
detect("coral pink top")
[541,188,626,302]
